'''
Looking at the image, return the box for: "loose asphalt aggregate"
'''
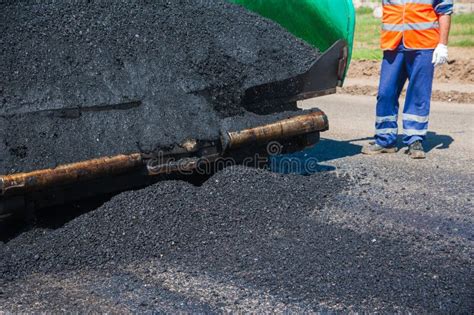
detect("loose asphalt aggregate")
[0,0,318,174]
[1,162,472,313]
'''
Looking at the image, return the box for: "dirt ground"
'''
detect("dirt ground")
[344,47,474,104]
[347,58,474,83]
[341,84,474,104]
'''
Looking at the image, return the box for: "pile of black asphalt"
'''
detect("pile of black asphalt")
[0,166,472,313]
[0,0,319,174]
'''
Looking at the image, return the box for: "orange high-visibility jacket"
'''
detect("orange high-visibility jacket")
[381,0,440,50]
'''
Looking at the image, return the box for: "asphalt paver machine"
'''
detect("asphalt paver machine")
[0,0,355,223]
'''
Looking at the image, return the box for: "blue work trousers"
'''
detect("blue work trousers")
[375,44,435,147]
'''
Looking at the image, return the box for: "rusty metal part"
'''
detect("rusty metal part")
[146,154,221,176]
[0,111,327,200]
[224,110,328,150]
[0,154,143,197]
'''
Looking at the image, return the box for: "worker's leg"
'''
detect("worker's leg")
[402,49,435,146]
[374,48,408,148]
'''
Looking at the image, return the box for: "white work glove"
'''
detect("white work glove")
[432,44,448,67]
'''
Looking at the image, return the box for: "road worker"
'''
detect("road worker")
[362,0,453,159]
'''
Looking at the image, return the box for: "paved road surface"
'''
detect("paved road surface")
[300,93,473,240]
[300,93,473,163]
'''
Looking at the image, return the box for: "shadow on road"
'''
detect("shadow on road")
[306,138,368,162]
[269,131,454,175]
[422,131,454,152]
[394,132,454,153]
[268,138,367,174]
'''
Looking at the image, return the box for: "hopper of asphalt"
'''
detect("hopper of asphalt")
[0,0,320,174]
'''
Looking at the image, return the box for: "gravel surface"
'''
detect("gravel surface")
[1,163,472,313]
[0,0,318,174]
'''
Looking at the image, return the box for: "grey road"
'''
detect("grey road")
[300,93,473,243]
[301,93,473,163]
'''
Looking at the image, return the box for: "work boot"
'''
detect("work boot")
[407,141,426,159]
[361,141,397,155]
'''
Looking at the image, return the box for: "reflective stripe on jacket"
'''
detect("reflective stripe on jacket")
[381,0,441,50]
